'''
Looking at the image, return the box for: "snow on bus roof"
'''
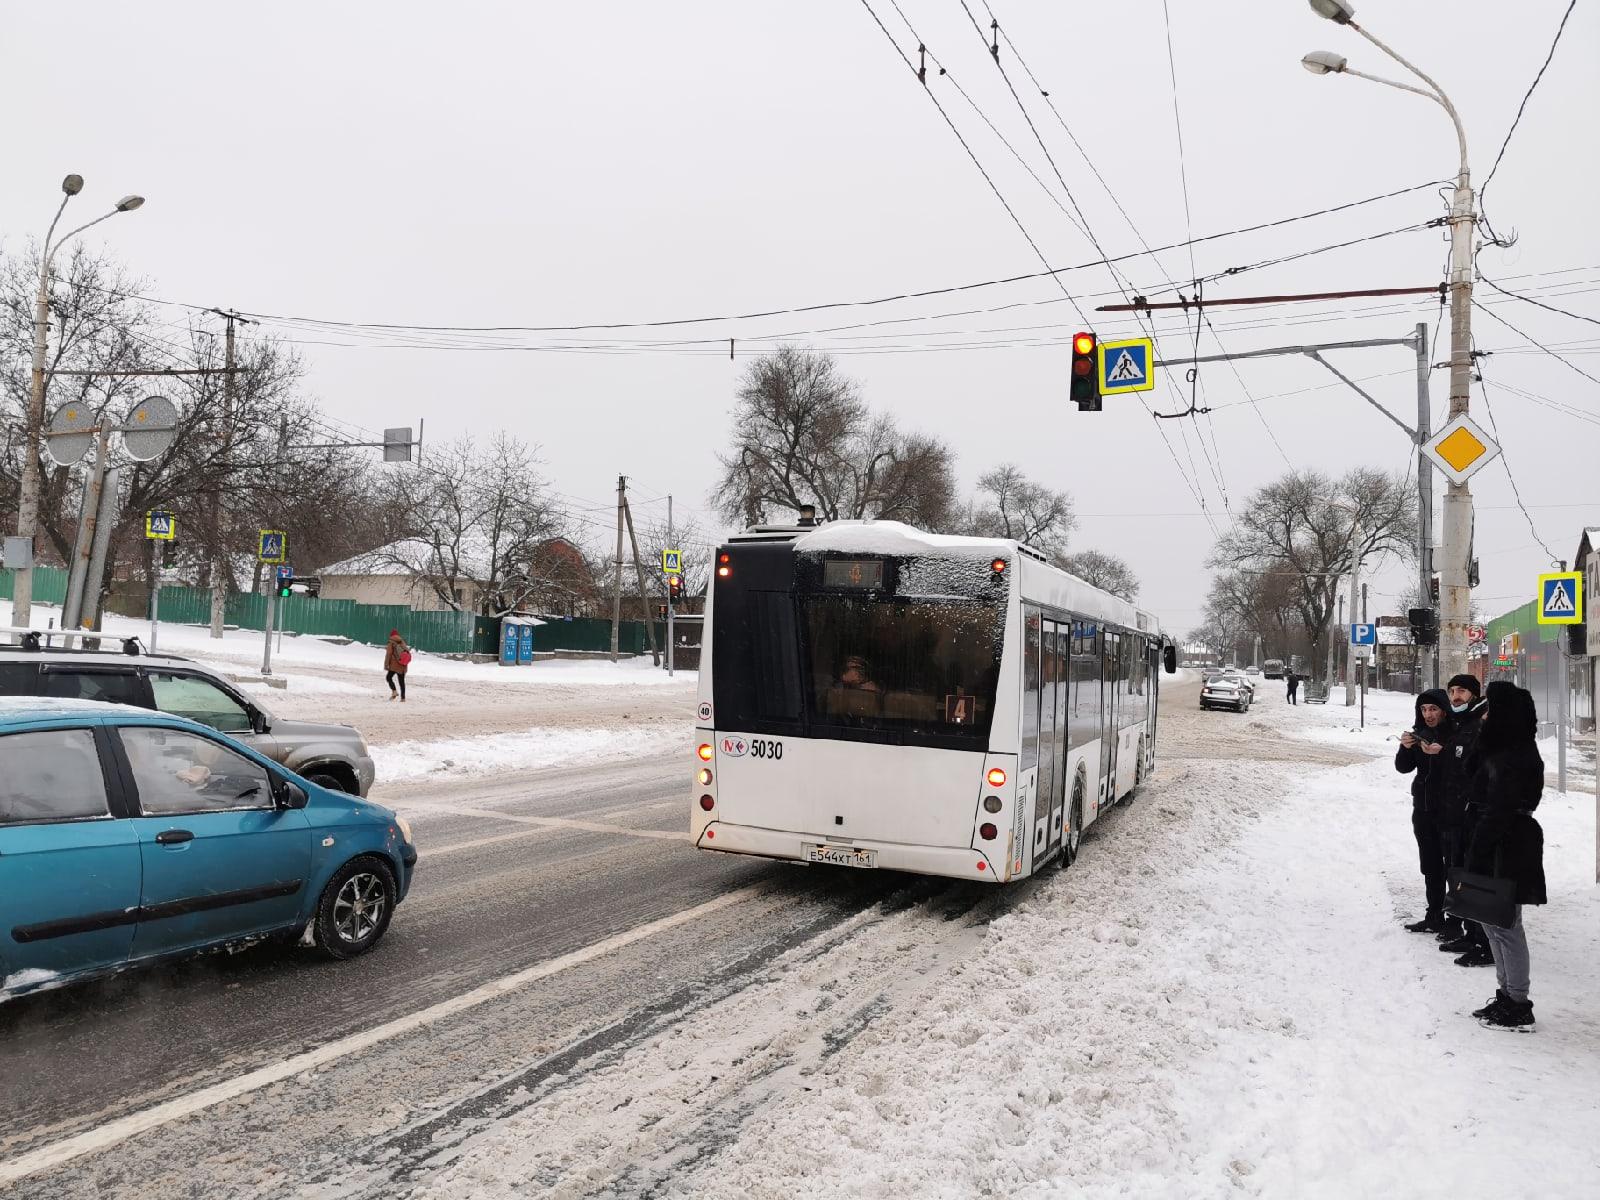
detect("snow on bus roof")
[790,520,1011,557]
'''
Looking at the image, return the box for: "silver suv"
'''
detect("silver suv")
[0,637,375,796]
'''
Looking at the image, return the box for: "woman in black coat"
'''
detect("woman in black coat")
[1394,688,1451,931]
[1461,681,1546,1029]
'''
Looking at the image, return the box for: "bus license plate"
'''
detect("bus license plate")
[806,844,877,868]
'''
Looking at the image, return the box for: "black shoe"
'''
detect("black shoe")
[1405,912,1446,934]
[1435,919,1464,941]
[1455,945,1496,967]
[1479,999,1534,1030]
[1472,990,1511,1020]
[1439,934,1475,953]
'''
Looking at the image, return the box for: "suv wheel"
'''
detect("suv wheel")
[305,771,352,794]
[311,857,396,960]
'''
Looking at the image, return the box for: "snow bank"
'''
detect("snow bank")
[373,724,683,785]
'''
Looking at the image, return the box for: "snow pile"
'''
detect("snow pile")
[373,724,684,785]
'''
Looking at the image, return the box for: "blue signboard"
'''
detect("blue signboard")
[499,620,519,666]
[517,621,535,664]
[1537,571,1583,626]
[1350,623,1377,647]
[258,530,286,564]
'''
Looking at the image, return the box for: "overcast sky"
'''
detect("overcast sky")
[4,0,1596,636]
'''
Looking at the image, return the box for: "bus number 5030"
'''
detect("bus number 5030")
[750,739,784,760]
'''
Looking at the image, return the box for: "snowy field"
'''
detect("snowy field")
[414,685,1600,1199]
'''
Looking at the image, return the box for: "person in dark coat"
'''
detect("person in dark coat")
[1459,681,1545,1029]
[1438,674,1492,960]
[1286,672,1300,705]
[1395,688,1451,931]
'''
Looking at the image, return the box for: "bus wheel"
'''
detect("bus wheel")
[1061,785,1084,870]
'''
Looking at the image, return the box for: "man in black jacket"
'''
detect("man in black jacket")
[1438,673,1494,965]
[1395,688,1452,931]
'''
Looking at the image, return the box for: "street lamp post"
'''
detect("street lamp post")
[10,179,144,628]
[1302,0,1475,680]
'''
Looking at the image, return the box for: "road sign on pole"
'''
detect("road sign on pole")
[258,530,287,564]
[1096,337,1155,396]
[145,510,176,540]
[1350,622,1377,646]
[1537,571,1583,625]
[661,548,682,575]
[1421,413,1500,485]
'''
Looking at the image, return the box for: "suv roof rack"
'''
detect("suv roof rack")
[0,627,184,660]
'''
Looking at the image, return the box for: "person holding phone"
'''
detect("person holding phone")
[1438,674,1493,964]
[1395,688,1451,932]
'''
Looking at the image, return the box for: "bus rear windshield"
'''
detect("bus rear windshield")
[802,595,1001,742]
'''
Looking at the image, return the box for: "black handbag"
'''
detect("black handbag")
[1444,866,1517,930]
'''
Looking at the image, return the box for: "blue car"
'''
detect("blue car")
[0,697,417,999]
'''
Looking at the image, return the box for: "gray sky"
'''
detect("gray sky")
[4,0,1596,635]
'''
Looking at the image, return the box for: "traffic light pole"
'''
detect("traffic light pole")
[666,495,675,678]
[262,583,276,676]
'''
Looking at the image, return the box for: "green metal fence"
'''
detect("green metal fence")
[0,567,69,607]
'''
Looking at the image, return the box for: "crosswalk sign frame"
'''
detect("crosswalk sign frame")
[661,548,682,575]
[145,510,176,541]
[258,529,287,565]
[1096,337,1155,396]
[1536,570,1583,625]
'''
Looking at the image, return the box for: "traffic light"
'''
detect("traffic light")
[1071,332,1100,411]
[667,574,684,606]
[1407,607,1438,646]
[276,566,294,599]
[1429,575,1440,604]
[656,602,668,620]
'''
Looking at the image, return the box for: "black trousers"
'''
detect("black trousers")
[386,670,407,699]
[1287,685,1299,705]
[1411,809,1447,915]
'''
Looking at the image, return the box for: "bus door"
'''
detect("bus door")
[1099,631,1121,810]
[1040,620,1064,853]
[1145,639,1160,772]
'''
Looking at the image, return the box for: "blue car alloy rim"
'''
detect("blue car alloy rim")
[333,871,387,944]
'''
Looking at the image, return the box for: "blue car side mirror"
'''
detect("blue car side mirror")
[276,779,310,810]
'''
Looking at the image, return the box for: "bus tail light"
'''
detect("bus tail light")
[986,767,1007,788]
[698,768,713,785]
[979,823,997,841]
[697,743,714,761]
[982,795,1002,813]
[699,795,715,811]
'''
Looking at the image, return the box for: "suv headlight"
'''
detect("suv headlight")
[394,814,414,844]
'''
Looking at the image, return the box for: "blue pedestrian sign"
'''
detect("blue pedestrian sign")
[661,548,682,575]
[1350,623,1377,647]
[144,510,176,541]
[1097,337,1155,396]
[1537,571,1583,626]
[258,530,287,564]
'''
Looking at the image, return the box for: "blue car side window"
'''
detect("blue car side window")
[0,729,109,824]
[121,727,272,816]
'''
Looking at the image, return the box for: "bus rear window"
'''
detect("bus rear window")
[802,596,1002,741]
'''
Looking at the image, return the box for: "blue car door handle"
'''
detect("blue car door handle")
[154,829,194,845]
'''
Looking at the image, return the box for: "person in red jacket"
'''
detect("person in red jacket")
[384,629,411,702]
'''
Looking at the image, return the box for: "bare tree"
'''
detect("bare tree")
[381,434,556,614]
[956,464,1076,554]
[634,510,710,602]
[712,345,955,528]
[1208,467,1417,676]
[1058,548,1139,601]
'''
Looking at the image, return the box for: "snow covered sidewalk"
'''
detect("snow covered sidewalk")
[652,691,1598,1198]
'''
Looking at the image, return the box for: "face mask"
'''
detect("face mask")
[1450,702,1468,713]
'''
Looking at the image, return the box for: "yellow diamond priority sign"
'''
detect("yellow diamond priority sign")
[1421,413,1499,485]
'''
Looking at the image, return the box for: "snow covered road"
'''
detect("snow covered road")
[3,677,1596,1198]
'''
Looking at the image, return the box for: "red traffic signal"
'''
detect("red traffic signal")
[1071,332,1100,411]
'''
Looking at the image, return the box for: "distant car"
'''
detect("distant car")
[1262,659,1286,679]
[1200,674,1251,713]
[1245,665,1261,676]
[0,697,417,1000]
[0,636,375,796]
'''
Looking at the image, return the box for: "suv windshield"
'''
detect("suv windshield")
[802,595,1001,740]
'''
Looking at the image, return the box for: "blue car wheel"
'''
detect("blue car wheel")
[311,856,397,960]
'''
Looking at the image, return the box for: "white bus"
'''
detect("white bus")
[690,519,1173,884]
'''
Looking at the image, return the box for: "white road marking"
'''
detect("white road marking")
[0,884,763,1187]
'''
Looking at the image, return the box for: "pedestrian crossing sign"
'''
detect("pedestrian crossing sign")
[661,548,682,575]
[1537,571,1583,625]
[145,510,176,541]
[258,530,287,565]
[1096,337,1155,396]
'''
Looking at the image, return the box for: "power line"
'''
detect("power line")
[1479,0,1578,226]
[1474,363,1562,565]
[1472,297,1600,388]
[1477,270,1600,330]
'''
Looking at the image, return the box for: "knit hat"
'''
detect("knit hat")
[389,628,401,638]
[1446,673,1481,698]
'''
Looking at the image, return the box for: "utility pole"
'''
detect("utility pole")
[610,475,625,662]
[1557,561,1568,794]
[622,495,660,666]
[210,310,247,639]
[1438,147,1477,683]
[1360,581,1368,729]
[1336,593,1345,695]
[1413,321,1436,688]
[666,494,675,677]
[1346,519,1361,708]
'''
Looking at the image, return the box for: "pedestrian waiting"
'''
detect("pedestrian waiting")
[1439,674,1493,967]
[1394,688,1451,932]
[1286,671,1300,705]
